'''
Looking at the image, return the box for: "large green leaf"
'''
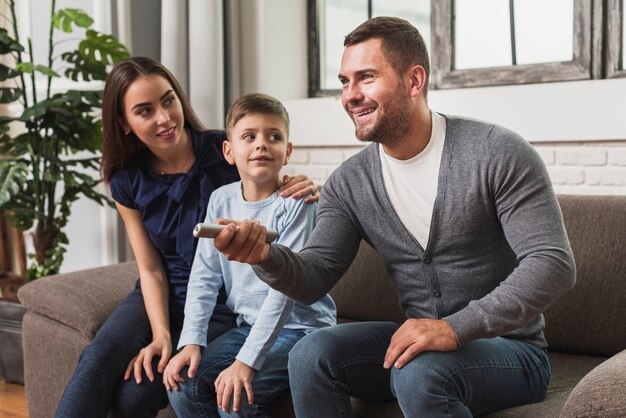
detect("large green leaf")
[0,160,28,207]
[0,63,20,81]
[0,28,24,54]
[52,9,94,33]
[15,63,60,77]
[62,51,107,81]
[78,30,130,65]
[0,87,21,103]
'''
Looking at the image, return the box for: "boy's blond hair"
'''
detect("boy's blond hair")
[225,93,290,137]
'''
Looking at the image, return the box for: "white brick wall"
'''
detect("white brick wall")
[283,141,626,195]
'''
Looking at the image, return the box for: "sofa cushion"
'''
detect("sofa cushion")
[18,262,138,339]
[545,195,626,357]
[329,240,405,323]
[481,352,606,418]
[560,349,626,418]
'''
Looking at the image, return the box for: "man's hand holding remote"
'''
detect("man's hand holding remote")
[213,218,272,265]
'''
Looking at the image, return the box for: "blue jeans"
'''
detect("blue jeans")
[168,326,306,418]
[55,286,237,418]
[288,322,550,418]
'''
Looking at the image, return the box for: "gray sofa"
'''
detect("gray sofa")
[18,195,626,417]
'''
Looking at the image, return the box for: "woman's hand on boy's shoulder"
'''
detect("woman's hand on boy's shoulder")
[279,174,320,203]
[215,359,256,413]
[163,344,201,391]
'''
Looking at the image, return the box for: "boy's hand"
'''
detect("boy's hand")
[163,345,201,391]
[215,360,256,413]
[279,174,320,203]
[214,219,271,264]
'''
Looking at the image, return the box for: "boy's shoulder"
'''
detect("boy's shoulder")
[209,181,242,208]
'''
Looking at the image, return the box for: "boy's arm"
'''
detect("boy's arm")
[178,199,224,350]
[235,200,316,370]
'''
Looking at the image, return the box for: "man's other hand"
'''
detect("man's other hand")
[384,318,459,369]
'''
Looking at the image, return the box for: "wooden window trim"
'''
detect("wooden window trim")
[431,0,597,89]
[605,0,626,78]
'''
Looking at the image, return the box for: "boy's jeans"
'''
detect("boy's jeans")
[168,326,305,418]
[288,322,550,418]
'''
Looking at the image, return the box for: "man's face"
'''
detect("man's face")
[338,38,411,146]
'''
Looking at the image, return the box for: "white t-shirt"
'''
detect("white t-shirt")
[379,111,446,248]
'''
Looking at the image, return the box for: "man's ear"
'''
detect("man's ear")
[222,139,236,165]
[407,65,427,98]
[283,141,293,165]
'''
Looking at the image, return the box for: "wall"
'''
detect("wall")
[282,141,626,196]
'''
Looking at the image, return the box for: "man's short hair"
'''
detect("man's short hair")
[225,93,290,137]
[344,16,430,96]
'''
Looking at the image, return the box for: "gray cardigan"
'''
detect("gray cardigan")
[254,115,576,347]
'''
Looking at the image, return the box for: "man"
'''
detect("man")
[214,16,575,417]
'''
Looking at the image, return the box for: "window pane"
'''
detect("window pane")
[372,0,431,54]
[319,0,368,90]
[514,0,573,65]
[454,0,512,69]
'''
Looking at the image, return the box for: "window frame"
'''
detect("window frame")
[431,0,598,89]
[307,0,619,95]
[605,0,626,78]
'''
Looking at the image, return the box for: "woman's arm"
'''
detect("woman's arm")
[116,202,172,384]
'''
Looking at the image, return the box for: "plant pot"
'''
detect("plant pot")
[0,299,26,384]
[0,273,25,303]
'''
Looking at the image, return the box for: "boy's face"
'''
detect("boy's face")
[223,113,292,185]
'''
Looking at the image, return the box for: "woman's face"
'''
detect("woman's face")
[121,75,185,152]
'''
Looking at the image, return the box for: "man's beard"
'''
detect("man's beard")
[354,83,411,147]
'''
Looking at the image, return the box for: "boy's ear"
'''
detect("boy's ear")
[222,139,236,165]
[283,141,293,166]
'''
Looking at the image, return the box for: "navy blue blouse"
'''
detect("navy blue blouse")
[110,128,240,302]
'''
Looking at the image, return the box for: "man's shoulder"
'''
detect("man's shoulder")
[445,114,525,143]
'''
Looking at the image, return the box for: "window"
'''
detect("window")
[432,0,596,88]
[309,0,623,94]
[307,0,430,96]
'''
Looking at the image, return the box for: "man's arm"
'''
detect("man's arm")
[444,126,576,346]
[215,177,363,305]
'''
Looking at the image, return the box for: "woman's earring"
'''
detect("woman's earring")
[124,129,130,135]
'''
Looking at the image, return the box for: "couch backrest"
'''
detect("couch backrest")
[544,195,626,356]
[329,195,626,357]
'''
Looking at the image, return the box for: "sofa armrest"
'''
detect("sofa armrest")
[17,262,138,340]
[560,349,626,418]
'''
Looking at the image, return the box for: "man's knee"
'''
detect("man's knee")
[288,328,340,376]
[390,355,452,401]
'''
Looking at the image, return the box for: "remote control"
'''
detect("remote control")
[193,223,278,243]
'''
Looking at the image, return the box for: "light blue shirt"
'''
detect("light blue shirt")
[179,181,336,370]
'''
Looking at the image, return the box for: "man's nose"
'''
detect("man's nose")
[343,81,363,105]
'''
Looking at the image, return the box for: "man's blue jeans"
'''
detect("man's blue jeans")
[288,322,550,418]
[168,326,306,418]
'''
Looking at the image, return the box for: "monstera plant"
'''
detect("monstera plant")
[0,0,130,280]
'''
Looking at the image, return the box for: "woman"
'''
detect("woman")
[55,56,318,418]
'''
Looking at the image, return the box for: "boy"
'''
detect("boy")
[164,93,336,417]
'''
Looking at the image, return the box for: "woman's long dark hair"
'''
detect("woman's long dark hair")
[100,56,205,183]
